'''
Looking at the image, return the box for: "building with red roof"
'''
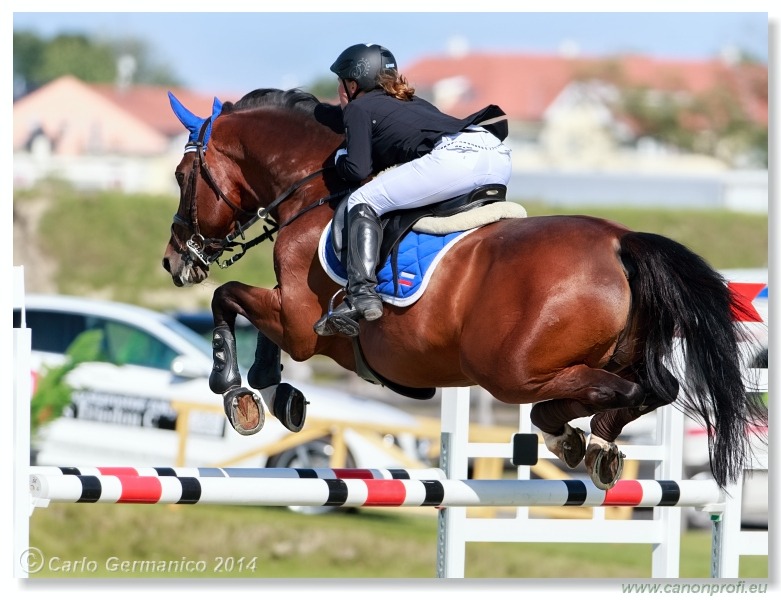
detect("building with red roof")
[12,51,767,200]
[13,75,230,193]
[404,51,767,171]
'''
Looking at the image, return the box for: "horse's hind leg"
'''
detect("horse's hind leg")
[587,367,679,487]
[527,364,645,441]
[524,365,646,488]
[584,400,672,489]
[530,397,630,489]
[530,399,593,468]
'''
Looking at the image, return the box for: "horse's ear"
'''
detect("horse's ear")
[212,97,223,117]
[168,91,204,136]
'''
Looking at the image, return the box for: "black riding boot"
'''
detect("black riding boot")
[314,204,383,337]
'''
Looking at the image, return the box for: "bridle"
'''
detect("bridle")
[171,117,351,269]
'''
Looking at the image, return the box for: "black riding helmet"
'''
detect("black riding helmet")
[330,43,398,98]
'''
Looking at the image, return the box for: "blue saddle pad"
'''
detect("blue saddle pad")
[318,225,475,307]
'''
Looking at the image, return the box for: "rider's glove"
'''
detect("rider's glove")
[334,148,348,165]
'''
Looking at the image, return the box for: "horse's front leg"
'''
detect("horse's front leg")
[210,281,308,434]
[247,330,308,433]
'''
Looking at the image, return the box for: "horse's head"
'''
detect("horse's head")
[162,89,344,287]
[162,93,229,286]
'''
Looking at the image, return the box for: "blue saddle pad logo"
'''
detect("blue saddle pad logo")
[320,225,474,307]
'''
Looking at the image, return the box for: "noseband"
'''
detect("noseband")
[172,117,348,269]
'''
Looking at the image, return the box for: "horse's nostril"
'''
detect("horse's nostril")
[162,257,171,273]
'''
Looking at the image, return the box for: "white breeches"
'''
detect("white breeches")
[346,128,513,215]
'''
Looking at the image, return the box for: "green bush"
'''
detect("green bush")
[31,329,104,435]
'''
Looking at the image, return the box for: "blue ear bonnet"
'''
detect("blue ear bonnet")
[168,91,223,149]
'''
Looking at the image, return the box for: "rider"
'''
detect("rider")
[314,43,513,337]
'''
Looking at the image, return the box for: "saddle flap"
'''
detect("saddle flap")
[330,197,350,261]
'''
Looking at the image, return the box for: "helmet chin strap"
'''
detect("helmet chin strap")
[341,78,361,102]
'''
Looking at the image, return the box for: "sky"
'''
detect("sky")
[11,4,772,98]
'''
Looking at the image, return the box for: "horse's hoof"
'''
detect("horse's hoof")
[223,387,264,436]
[541,423,586,468]
[268,383,308,433]
[585,437,625,490]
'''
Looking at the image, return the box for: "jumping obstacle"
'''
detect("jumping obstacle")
[29,472,721,508]
[12,266,768,579]
[436,384,768,579]
[13,266,32,580]
[31,465,446,480]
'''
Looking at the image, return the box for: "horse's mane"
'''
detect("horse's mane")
[221,88,344,135]
[222,88,321,116]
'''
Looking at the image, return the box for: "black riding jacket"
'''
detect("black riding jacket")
[333,89,507,182]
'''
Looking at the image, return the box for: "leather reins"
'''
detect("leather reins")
[171,117,350,269]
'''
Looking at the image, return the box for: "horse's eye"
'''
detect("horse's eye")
[175,172,185,186]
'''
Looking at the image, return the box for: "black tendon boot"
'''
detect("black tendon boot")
[314,204,383,337]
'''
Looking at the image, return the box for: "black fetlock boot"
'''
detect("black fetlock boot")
[314,204,383,337]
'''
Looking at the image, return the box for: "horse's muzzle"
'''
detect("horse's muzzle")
[163,246,208,287]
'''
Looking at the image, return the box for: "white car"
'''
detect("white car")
[14,295,428,487]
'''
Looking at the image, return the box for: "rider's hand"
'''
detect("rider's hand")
[334,148,348,165]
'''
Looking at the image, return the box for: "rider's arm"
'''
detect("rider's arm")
[313,103,345,134]
[335,103,373,182]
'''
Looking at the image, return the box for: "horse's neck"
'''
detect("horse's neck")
[233,109,342,243]
[272,199,333,283]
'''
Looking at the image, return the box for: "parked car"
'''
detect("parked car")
[13,295,429,501]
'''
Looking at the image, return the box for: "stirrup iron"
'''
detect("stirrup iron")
[313,288,346,337]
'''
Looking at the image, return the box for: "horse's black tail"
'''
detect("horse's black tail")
[619,232,766,488]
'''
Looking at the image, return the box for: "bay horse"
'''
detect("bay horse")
[162,88,765,490]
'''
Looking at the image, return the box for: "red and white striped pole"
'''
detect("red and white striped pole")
[30,474,722,509]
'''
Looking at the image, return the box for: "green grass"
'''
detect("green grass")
[18,185,276,310]
[29,503,767,579]
[521,201,768,269]
[15,183,767,312]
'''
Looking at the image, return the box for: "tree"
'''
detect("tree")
[571,56,768,168]
[304,76,339,102]
[13,31,46,96]
[617,82,767,168]
[13,30,183,94]
[37,33,118,84]
[109,35,182,87]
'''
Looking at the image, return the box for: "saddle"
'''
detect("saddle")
[329,184,507,400]
[329,183,507,283]
[327,183,507,401]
